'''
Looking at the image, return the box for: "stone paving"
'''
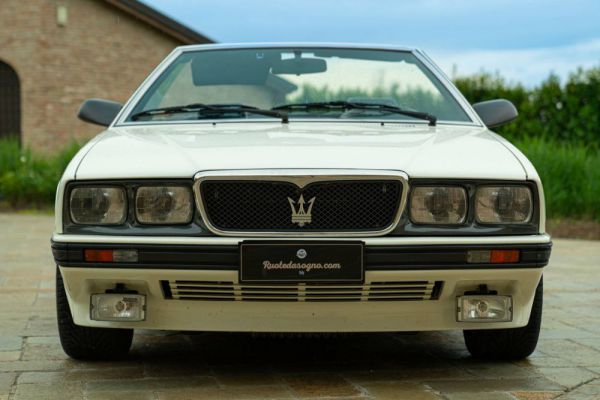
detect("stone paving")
[1,212,600,400]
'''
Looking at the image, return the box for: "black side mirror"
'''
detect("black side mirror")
[472,99,518,128]
[77,99,123,127]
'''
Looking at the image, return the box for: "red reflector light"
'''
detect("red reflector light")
[84,249,114,262]
[490,250,520,264]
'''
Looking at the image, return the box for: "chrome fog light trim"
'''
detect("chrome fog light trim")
[457,295,512,322]
[90,293,146,322]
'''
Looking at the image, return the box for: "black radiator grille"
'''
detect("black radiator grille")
[200,180,402,232]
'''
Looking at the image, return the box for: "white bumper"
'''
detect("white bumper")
[59,266,543,332]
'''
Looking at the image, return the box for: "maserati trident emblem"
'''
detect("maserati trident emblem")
[287,194,316,227]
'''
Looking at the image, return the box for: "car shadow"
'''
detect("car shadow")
[126,330,478,375]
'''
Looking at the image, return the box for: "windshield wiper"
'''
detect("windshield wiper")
[130,103,288,123]
[273,101,436,126]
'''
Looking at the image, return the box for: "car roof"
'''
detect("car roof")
[176,42,419,53]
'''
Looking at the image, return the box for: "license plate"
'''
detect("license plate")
[240,241,364,283]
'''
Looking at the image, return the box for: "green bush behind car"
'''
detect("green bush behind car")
[0,138,80,208]
[455,67,600,146]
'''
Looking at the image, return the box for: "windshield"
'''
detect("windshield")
[127,47,471,124]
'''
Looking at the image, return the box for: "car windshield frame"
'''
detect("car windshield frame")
[114,44,482,127]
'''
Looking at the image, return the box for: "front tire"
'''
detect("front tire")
[463,277,543,360]
[56,266,133,360]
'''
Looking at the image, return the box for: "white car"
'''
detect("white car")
[52,43,551,360]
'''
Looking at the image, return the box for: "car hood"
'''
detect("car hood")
[74,122,527,180]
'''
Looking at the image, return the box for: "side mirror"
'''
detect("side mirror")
[472,99,518,128]
[77,98,123,127]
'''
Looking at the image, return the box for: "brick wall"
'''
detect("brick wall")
[0,0,189,152]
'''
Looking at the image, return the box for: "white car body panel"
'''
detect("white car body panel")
[73,124,526,180]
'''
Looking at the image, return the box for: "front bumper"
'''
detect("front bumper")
[52,234,551,332]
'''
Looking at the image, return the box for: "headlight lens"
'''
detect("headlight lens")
[135,186,193,224]
[410,186,467,224]
[70,187,126,225]
[475,186,533,224]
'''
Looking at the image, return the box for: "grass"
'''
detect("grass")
[0,137,598,221]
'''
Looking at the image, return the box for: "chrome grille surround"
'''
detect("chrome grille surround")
[163,280,443,302]
[193,169,409,237]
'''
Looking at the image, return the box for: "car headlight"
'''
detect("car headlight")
[70,187,127,225]
[475,186,533,224]
[410,186,467,224]
[135,186,193,224]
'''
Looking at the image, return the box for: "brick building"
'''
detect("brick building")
[0,0,211,152]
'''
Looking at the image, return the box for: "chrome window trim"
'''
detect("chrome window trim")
[192,169,410,237]
[112,43,483,128]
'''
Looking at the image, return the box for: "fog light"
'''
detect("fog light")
[90,294,146,321]
[457,295,512,322]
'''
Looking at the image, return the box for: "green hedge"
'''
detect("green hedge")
[454,68,600,146]
[0,138,81,208]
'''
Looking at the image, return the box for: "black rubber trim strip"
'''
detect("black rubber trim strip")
[52,241,552,270]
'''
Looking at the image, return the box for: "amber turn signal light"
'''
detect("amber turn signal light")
[490,249,520,264]
[84,249,138,263]
[467,249,520,264]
